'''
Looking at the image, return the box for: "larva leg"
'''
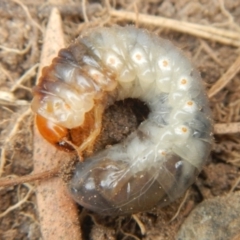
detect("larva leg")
[76,104,104,157]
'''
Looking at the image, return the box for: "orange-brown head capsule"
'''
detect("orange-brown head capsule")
[35,114,74,151]
[35,109,98,153]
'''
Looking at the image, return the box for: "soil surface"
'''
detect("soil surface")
[0,0,240,240]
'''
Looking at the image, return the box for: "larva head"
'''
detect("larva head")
[31,60,96,151]
[34,109,96,152]
[35,114,74,151]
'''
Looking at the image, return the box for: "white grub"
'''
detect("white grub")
[32,26,213,215]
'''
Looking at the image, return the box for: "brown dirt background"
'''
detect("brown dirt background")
[0,0,240,239]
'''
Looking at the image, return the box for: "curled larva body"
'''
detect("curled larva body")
[32,26,213,215]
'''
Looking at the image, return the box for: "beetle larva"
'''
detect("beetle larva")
[31,26,213,215]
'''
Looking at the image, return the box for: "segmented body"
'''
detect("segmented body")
[32,26,213,215]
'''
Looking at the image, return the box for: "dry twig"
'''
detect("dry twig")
[0,183,34,218]
[0,108,31,177]
[110,10,240,47]
[169,190,190,222]
[214,122,240,135]
[11,0,43,33]
[10,63,39,92]
[82,0,89,23]
[200,40,225,67]
[33,7,82,240]
[132,214,146,235]
[208,55,240,98]
[230,175,240,192]
[0,167,59,188]
[0,42,31,55]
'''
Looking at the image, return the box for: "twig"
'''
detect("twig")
[230,175,240,192]
[132,214,146,235]
[0,91,17,103]
[0,90,29,106]
[33,7,82,240]
[0,167,59,188]
[169,190,190,222]
[214,122,240,135]
[82,0,89,22]
[217,0,240,31]
[208,55,240,98]
[37,3,102,19]
[0,108,31,177]
[11,0,43,33]
[0,41,31,55]
[10,63,39,92]
[200,40,225,67]
[0,64,14,82]
[110,10,240,47]
[105,0,111,12]
[0,184,34,218]
[133,2,139,28]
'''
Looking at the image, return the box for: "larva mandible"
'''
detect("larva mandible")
[31,26,213,215]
